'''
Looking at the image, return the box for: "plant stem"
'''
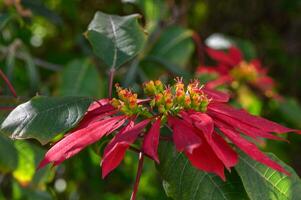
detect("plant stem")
[192,32,205,66]
[130,152,144,200]
[0,106,15,110]
[0,46,62,71]
[0,69,17,98]
[108,68,115,99]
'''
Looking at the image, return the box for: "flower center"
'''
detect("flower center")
[230,61,258,82]
[111,84,151,117]
[143,78,210,115]
[111,79,211,117]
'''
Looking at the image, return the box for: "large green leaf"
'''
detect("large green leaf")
[0,96,93,144]
[149,26,194,68]
[235,151,301,200]
[0,135,18,173]
[86,11,146,69]
[157,141,248,200]
[59,58,102,97]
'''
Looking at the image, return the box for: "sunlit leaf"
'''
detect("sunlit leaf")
[236,151,301,200]
[0,96,93,144]
[237,85,262,115]
[86,11,146,69]
[13,141,35,186]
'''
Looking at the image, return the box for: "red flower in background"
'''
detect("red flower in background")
[196,46,276,97]
[39,79,300,181]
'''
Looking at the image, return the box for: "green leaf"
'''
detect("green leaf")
[59,58,102,97]
[86,11,146,69]
[237,85,262,115]
[143,56,191,78]
[149,26,194,68]
[0,135,18,173]
[12,140,55,187]
[0,96,93,144]
[0,13,13,30]
[232,38,257,60]
[157,141,248,200]
[12,180,52,200]
[276,98,301,129]
[13,141,36,185]
[235,151,301,200]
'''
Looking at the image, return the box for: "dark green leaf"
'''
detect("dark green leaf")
[235,151,301,200]
[277,98,301,129]
[86,11,146,69]
[143,56,190,78]
[0,96,93,144]
[0,13,13,30]
[0,135,18,173]
[157,141,248,200]
[149,26,194,68]
[59,59,102,97]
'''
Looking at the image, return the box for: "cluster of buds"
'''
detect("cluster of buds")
[111,84,151,117]
[230,61,258,83]
[143,78,211,115]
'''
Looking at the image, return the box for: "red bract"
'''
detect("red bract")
[38,88,153,178]
[196,46,276,96]
[39,79,300,182]
[167,98,300,180]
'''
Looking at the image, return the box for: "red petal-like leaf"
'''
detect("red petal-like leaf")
[196,66,219,75]
[202,87,230,103]
[205,75,233,89]
[101,142,129,179]
[215,120,289,175]
[189,112,238,169]
[101,119,150,178]
[209,111,287,141]
[168,116,202,153]
[142,118,161,163]
[74,101,116,131]
[211,131,238,169]
[185,139,226,180]
[206,47,238,66]
[228,46,243,64]
[38,115,126,169]
[190,112,214,135]
[208,102,300,134]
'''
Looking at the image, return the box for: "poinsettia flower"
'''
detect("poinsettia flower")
[142,79,300,180]
[39,79,300,182]
[196,46,276,97]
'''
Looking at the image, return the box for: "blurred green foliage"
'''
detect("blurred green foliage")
[0,0,301,199]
